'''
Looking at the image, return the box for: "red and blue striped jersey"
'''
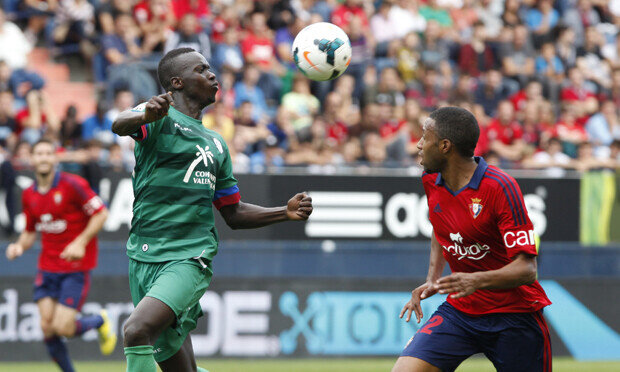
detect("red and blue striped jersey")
[22,172,105,272]
[422,157,551,315]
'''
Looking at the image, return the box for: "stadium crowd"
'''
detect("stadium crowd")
[1,0,620,176]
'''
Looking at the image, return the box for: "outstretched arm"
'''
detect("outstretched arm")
[218,193,312,230]
[112,93,173,136]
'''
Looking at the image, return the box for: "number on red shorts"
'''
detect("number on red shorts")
[419,315,444,335]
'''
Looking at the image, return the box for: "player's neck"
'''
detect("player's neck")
[35,171,55,193]
[171,94,204,120]
[441,157,478,192]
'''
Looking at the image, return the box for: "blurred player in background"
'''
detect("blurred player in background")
[112,48,313,372]
[5,138,116,372]
[394,107,552,372]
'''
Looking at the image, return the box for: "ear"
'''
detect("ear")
[439,138,452,154]
[170,77,183,90]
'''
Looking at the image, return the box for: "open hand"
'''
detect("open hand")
[60,238,86,261]
[399,281,438,323]
[143,92,174,123]
[286,193,313,221]
[434,272,478,299]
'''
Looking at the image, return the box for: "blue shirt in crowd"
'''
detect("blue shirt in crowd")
[535,56,564,75]
[82,114,113,141]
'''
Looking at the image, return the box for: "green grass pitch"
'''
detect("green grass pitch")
[1,358,620,371]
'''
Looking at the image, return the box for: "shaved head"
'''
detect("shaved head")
[157,47,196,91]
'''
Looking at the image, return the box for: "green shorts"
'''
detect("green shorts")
[128,257,212,362]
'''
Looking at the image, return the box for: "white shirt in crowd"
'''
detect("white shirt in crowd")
[531,150,571,177]
[0,21,32,69]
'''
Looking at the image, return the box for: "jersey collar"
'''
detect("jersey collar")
[435,157,488,194]
[34,171,61,194]
[168,106,203,126]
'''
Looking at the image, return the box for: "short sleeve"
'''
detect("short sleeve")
[67,176,105,216]
[128,102,163,143]
[22,191,36,232]
[101,34,121,52]
[494,175,537,258]
[212,139,240,210]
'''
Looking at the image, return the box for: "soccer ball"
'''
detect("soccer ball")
[292,22,352,81]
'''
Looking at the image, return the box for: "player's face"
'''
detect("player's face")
[31,142,57,176]
[177,52,218,107]
[417,118,445,173]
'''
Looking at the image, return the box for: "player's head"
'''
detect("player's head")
[31,138,58,176]
[157,48,218,107]
[417,107,479,173]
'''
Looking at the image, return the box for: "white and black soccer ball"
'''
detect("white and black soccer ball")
[292,22,352,81]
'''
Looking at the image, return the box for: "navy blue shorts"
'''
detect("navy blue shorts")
[33,270,91,311]
[401,302,552,372]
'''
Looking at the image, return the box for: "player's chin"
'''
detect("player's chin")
[35,164,53,175]
[208,88,218,101]
[202,93,216,106]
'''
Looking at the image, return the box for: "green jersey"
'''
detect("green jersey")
[126,104,239,263]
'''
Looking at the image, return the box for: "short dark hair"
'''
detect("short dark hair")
[429,106,480,157]
[157,47,196,91]
[32,137,56,153]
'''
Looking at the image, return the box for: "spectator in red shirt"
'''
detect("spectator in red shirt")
[16,90,60,144]
[486,100,526,162]
[556,104,589,157]
[521,102,542,149]
[561,67,598,115]
[458,21,496,78]
[324,92,349,146]
[241,11,276,69]
[331,0,370,35]
[537,100,557,147]
[241,11,285,105]
[171,0,209,27]
[510,80,543,113]
[377,97,409,166]
[210,6,240,44]
[133,0,176,53]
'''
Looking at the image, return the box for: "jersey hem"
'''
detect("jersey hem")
[126,253,215,264]
[36,266,96,274]
[447,298,551,316]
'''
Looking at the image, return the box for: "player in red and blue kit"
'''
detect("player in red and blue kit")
[393,107,552,372]
[5,138,117,372]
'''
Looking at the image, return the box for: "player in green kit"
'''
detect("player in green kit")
[111,48,313,372]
